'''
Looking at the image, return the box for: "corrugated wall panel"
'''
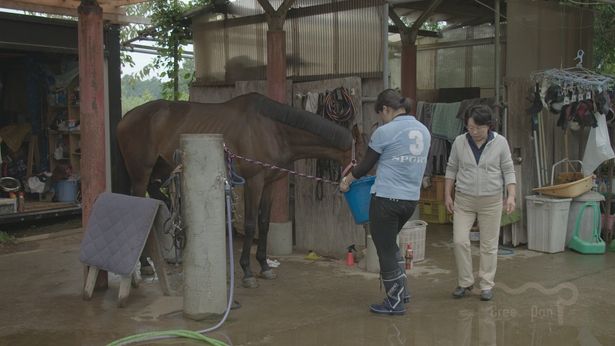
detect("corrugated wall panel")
[291,10,336,78]
[436,47,466,88]
[194,25,226,82]
[474,25,495,39]
[417,49,435,89]
[193,0,385,83]
[471,44,495,88]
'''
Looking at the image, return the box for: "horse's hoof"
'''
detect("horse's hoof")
[242,277,258,288]
[260,270,277,280]
[231,300,241,310]
[140,266,155,276]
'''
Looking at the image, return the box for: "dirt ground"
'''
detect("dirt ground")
[0,221,614,346]
[0,215,81,255]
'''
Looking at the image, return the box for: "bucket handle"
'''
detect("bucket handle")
[406,220,428,228]
[551,159,584,185]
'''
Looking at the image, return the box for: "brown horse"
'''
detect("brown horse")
[117,92,365,288]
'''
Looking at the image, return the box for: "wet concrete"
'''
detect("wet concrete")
[0,224,614,346]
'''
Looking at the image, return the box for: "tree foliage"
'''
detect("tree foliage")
[593,3,615,74]
[122,0,208,101]
[121,60,194,113]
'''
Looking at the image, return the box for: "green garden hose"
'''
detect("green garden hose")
[107,329,228,346]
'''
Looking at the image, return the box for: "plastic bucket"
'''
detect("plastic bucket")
[56,180,78,202]
[344,176,376,224]
[398,220,428,262]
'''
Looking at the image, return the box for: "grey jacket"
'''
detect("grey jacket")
[445,132,516,196]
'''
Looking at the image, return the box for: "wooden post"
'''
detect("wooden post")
[401,44,417,102]
[267,29,289,223]
[258,0,295,224]
[389,1,443,102]
[26,135,39,177]
[78,0,107,289]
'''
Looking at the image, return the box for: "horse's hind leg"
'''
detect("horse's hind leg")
[240,175,264,288]
[256,182,276,280]
[126,164,157,273]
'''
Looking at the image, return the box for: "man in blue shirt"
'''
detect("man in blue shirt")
[340,89,431,315]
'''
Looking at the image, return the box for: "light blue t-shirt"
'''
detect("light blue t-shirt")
[369,115,431,200]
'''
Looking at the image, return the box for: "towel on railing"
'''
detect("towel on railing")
[431,102,462,143]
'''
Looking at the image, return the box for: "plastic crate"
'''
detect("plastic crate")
[418,200,450,224]
[526,195,572,253]
[420,176,446,201]
[399,220,427,262]
[0,198,16,215]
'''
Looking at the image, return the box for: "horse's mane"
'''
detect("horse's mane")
[245,93,353,150]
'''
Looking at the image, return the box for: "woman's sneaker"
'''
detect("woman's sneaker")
[452,285,473,298]
[480,289,493,301]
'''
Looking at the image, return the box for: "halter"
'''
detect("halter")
[340,139,357,178]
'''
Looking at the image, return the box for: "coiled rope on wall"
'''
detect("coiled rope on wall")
[322,87,356,125]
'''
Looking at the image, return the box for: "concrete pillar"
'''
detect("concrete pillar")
[268,222,293,255]
[181,134,227,319]
[78,0,107,288]
[401,44,417,102]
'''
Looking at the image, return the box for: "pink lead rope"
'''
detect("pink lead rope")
[223,143,357,186]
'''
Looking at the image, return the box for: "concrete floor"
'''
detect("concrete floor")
[1,224,614,346]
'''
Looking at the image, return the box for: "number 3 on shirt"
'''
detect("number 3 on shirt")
[408,130,425,155]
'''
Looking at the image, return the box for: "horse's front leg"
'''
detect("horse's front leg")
[256,182,276,280]
[240,176,264,288]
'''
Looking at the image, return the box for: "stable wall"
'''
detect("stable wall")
[190,75,385,258]
[506,0,593,205]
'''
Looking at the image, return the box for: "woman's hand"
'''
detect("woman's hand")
[504,195,516,214]
[444,194,454,214]
[339,174,355,192]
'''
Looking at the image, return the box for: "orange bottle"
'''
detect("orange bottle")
[17,192,25,213]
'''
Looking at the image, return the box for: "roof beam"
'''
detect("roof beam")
[191,0,386,29]
[408,0,444,34]
[443,17,492,31]
[389,0,443,44]
[388,25,440,38]
[0,0,125,15]
[0,0,153,24]
[394,0,492,18]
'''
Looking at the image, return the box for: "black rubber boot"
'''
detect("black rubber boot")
[396,250,411,304]
[369,269,407,315]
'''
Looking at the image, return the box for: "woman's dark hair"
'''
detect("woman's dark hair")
[374,89,414,114]
[464,105,494,127]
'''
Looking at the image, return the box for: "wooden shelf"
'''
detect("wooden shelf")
[49,129,79,135]
[48,79,80,175]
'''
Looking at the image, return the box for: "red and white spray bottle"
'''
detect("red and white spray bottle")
[346,244,356,266]
[405,243,414,270]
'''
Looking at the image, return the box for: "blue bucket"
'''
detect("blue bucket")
[344,176,376,224]
[55,180,78,203]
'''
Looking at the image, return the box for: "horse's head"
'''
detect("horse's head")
[340,124,369,176]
